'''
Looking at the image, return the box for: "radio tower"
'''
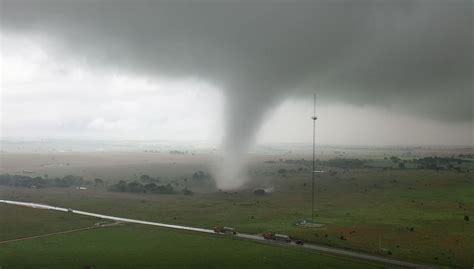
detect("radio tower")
[311,93,318,223]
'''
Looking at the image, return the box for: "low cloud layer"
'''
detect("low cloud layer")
[1,0,472,188]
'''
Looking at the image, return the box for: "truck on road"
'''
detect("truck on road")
[262,232,292,243]
[213,226,238,235]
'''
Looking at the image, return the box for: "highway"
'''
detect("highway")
[0,199,436,269]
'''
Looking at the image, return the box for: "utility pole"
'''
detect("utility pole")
[311,93,318,223]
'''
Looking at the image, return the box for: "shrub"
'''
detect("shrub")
[253,189,265,195]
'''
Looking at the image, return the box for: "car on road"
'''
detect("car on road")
[67,208,73,213]
[295,240,304,245]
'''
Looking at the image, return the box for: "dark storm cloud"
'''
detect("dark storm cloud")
[2,0,471,119]
[1,0,472,188]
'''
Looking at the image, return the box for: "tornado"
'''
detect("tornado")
[1,0,471,189]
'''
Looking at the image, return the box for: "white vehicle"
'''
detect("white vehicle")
[213,226,238,235]
[223,227,237,235]
[274,234,291,243]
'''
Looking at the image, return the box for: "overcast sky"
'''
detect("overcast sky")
[1,0,472,147]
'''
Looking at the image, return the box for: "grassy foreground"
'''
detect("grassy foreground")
[0,222,397,269]
[0,204,98,241]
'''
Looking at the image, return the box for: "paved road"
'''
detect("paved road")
[0,199,437,269]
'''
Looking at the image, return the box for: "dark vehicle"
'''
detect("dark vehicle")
[213,226,238,235]
[295,240,304,245]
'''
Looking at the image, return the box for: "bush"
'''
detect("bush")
[253,189,265,195]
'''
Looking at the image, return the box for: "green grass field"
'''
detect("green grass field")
[0,205,399,269]
[0,204,99,241]
[1,153,473,268]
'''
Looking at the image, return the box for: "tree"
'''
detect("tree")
[155,183,175,194]
[325,158,366,169]
[398,162,405,169]
[390,156,401,163]
[113,180,127,192]
[94,178,104,186]
[144,183,157,193]
[55,175,85,187]
[127,181,144,193]
[464,215,470,222]
[0,174,12,185]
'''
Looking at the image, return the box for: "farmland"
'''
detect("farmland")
[0,146,473,268]
[0,204,395,269]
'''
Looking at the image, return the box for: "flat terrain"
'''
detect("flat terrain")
[0,204,396,269]
[0,203,98,241]
[1,148,473,268]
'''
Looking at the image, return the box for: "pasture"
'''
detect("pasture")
[0,149,473,268]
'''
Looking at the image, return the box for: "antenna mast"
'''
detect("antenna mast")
[311,93,318,223]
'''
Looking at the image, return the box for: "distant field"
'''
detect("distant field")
[0,150,473,268]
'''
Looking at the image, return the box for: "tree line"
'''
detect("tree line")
[108,180,184,194]
[0,174,90,188]
[0,173,196,195]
